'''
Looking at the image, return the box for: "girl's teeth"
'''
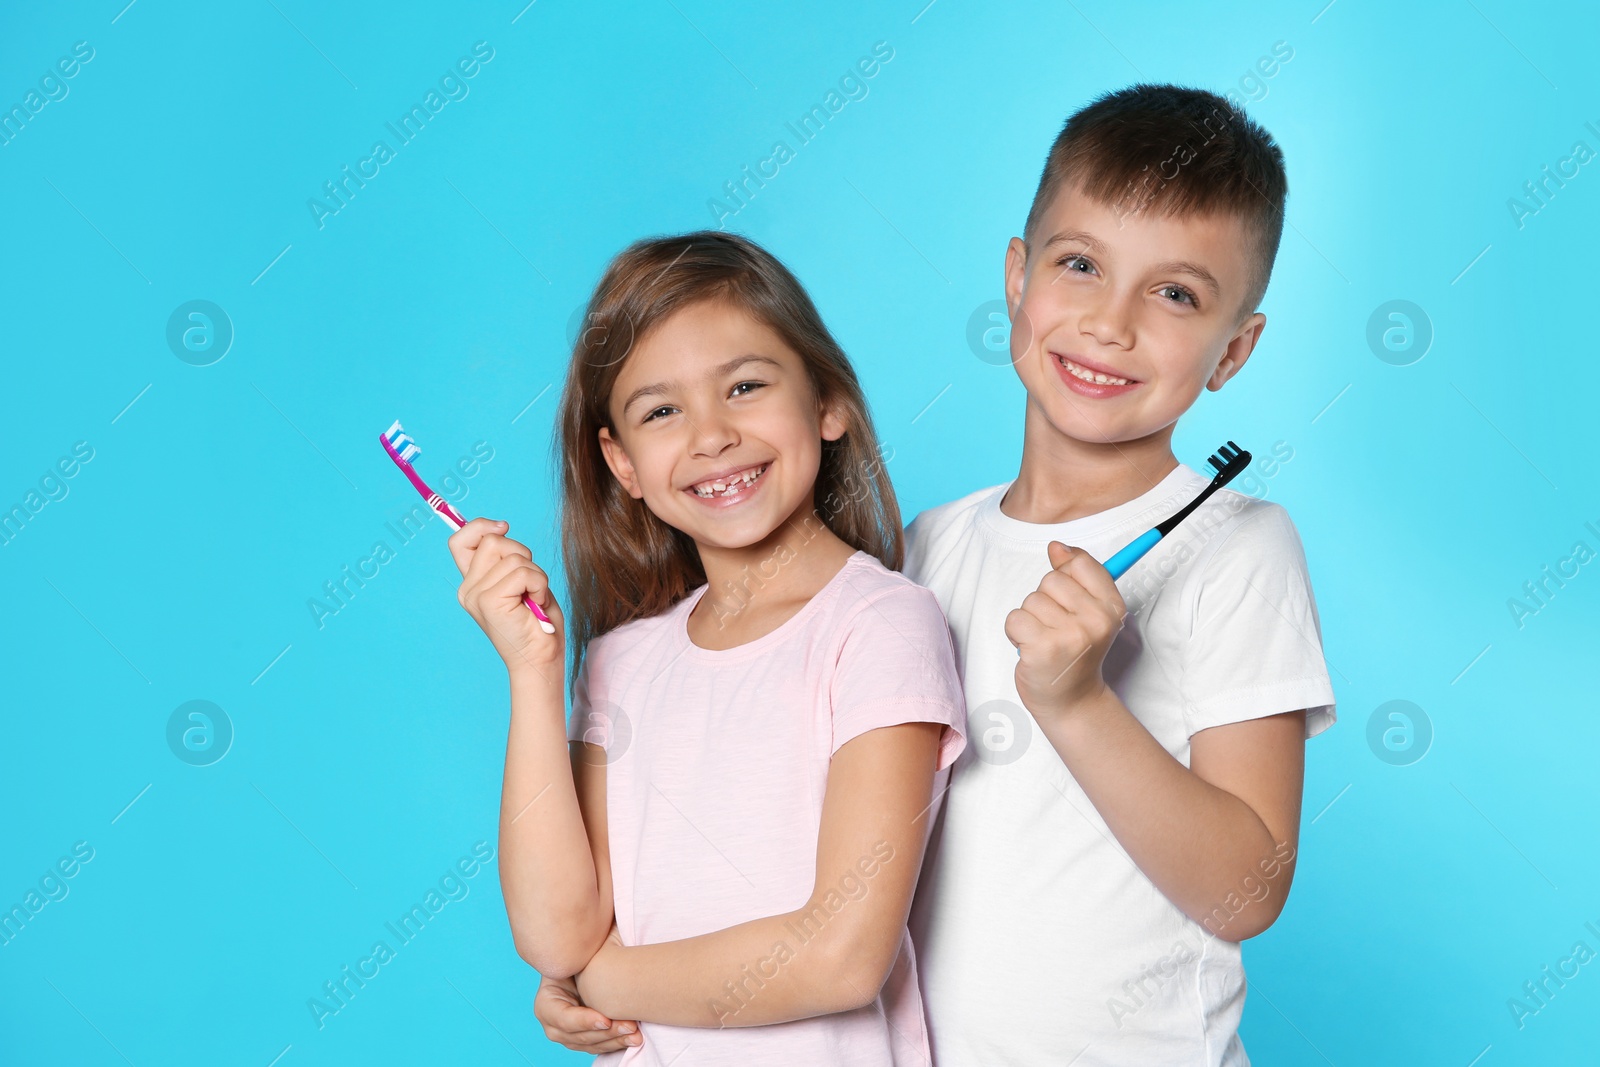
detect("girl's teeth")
[694,465,766,498]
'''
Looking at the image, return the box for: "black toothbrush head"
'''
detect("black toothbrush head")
[1205,440,1252,487]
[1152,440,1254,537]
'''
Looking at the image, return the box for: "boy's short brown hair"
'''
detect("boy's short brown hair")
[1024,83,1288,317]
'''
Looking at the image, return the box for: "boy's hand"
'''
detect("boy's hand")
[448,517,565,679]
[1005,541,1127,718]
[533,973,642,1054]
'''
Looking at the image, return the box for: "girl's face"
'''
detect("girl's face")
[597,298,847,554]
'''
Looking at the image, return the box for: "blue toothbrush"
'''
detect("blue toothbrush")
[1102,442,1253,579]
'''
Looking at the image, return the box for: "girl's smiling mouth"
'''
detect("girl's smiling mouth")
[685,461,770,503]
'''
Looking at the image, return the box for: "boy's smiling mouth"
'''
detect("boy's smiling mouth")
[685,461,770,500]
[1051,351,1141,396]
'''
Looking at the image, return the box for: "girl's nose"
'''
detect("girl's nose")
[688,411,740,456]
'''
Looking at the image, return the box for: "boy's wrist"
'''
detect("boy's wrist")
[1028,682,1124,739]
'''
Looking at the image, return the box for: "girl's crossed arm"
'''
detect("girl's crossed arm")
[571,719,944,1028]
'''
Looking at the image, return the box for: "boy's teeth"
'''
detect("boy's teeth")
[693,464,766,497]
[1060,356,1130,386]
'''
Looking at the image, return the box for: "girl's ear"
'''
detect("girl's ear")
[597,426,644,499]
[818,396,848,443]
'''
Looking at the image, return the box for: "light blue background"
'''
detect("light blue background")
[3,1,1597,1064]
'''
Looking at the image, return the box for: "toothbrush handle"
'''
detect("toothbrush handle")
[436,499,468,528]
[1104,527,1162,580]
[437,499,558,635]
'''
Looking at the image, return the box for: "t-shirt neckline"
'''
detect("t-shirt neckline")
[677,549,870,661]
[979,463,1206,544]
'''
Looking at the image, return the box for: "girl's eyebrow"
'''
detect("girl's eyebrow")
[621,354,782,416]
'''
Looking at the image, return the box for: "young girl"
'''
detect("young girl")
[448,231,967,1064]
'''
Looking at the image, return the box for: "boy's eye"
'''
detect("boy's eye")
[1158,284,1198,307]
[1056,254,1096,274]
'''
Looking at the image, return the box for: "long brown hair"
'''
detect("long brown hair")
[554,231,901,691]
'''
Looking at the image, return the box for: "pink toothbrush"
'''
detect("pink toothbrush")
[379,420,557,635]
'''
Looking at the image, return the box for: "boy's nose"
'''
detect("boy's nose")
[1079,291,1136,349]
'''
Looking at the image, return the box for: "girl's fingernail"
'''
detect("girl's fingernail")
[618,1024,635,1034]
[593,1021,610,1030]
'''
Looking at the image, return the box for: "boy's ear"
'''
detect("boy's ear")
[1208,312,1268,391]
[597,426,644,498]
[1004,236,1028,314]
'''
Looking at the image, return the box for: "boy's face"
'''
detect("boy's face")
[596,298,847,553]
[1003,181,1267,448]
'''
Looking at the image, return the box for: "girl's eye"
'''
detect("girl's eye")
[1056,254,1096,274]
[642,382,765,423]
[1158,284,1198,307]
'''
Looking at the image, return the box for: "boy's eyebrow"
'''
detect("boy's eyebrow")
[621,354,782,416]
[1150,259,1222,299]
[1044,229,1109,256]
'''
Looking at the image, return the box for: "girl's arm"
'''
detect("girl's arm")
[572,721,943,1028]
[498,670,615,976]
[448,517,613,977]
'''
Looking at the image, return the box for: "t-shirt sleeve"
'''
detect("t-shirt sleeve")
[902,512,928,584]
[828,582,968,770]
[565,643,613,749]
[1180,504,1337,739]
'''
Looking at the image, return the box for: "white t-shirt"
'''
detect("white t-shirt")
[903,463,1336,1067]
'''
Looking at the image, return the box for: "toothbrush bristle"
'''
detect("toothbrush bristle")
[1205,440,1250,481]
[383,420,422,463]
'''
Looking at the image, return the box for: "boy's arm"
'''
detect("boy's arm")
[1044,691,1304,939]
[1010,541,1306,941]
[572,722,943,1027]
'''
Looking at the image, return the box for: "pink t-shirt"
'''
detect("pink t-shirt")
[566,549,967,1066]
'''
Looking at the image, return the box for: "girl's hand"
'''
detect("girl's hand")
[448,517,565,678]
[533,973,642,1054]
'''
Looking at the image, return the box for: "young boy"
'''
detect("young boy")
[902,83,1335,1065]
